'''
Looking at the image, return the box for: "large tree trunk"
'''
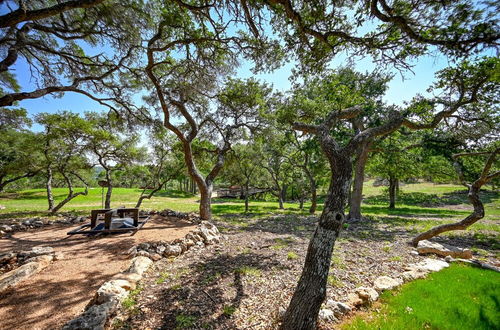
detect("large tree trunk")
[278,184,287,209]
[388,176,398,209]
[46,167,54,211]
[281,155,352,329]
[199,183,213,220]
[348,141,370,220]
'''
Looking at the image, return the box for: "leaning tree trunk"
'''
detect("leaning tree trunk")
[411,149,500,246]
[348,142,370,220]
[281,154,352,329]
[412,184,484,246]
[46,167,55,211]
[388,176,398,209]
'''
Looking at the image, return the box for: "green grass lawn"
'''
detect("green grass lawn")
[342,264,500,330]
[0,181,498,224]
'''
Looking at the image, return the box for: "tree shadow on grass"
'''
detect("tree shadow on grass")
[148,252,283,329]
[361,205,467,219]
[363,190,498,208]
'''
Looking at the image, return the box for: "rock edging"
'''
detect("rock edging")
[64,219,221,330]
[319,257,451,323]
[0,246,60,292]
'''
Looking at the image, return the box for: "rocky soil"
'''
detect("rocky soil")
[112,214,499,329]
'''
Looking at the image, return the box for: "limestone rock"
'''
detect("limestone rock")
[163,244,182,257]
[156,245,166,254]
[318,308,336,322]
[19,246,54,258]
[417,240,472,259]
[325,299,351,317]
[355,287,379,304]
[136,250,150,258]
[150,253,162,261]
[111,272,142,284]
[63,299,118,330]
[24,254,54,267]
[346,293,363,307]
[0,252,16,264]
[126,256,152,276]
[373,276,402,291]
[0,225,13,232]
[199,222,220,245]
[95,281,129,304]
[0,262,43,292]
[402,269,428,282]
[407,258,449,273]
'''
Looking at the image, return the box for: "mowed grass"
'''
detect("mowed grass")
[342,264,500,330]
[0,188,200,218]
[0,181,498,225]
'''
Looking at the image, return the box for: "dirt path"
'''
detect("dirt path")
[0,215,196,330]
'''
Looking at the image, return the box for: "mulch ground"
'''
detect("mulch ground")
[115,213,499,329]
[0,215,196,330]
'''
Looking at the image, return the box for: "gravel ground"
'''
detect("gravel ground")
[0,215,196,330]
[114,213,498,329]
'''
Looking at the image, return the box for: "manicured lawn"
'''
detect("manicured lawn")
[0,181,498,226]
[342,264,500,330]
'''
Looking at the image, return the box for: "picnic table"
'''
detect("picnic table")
[67,207,150,236]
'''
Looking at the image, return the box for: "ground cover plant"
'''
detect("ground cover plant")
[342,264,500,330]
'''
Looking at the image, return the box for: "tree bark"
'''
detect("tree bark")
[104,170,112,209]
[244,182,250,213]
[348,141,371,220]
[278,184,287,209]
[46,167,54,211]
[199,183,213,220]
[412,149,499,246]
[388,176,398,209]
[281,154,352,329]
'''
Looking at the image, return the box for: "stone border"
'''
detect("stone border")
[0,247,61,292]
[63,214,221,330]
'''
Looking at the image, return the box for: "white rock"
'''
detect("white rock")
[355,287,379,304]
[401,269,427,282]
[0,225,13,232]
[407,258,449,273]
[325,299,352,317]
[63,300,118,330]
[126,256,153,276]
[318,308,336,322]
[0,262,44,292]
[373,276,403,291]
[417,240,472,259]
[163,245,182,257]
[199,221,221,245]
[95,281,129,304]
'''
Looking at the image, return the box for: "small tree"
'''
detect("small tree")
[136,129,183,208]
[85,113,144,209]
[367,131,423,209]
[37,112,92,214]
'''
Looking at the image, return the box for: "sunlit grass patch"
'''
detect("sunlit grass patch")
[342,264,500,330]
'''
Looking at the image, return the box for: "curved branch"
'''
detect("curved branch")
[0,0,105,28]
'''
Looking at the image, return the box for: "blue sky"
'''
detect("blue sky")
[13,50,449,133]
